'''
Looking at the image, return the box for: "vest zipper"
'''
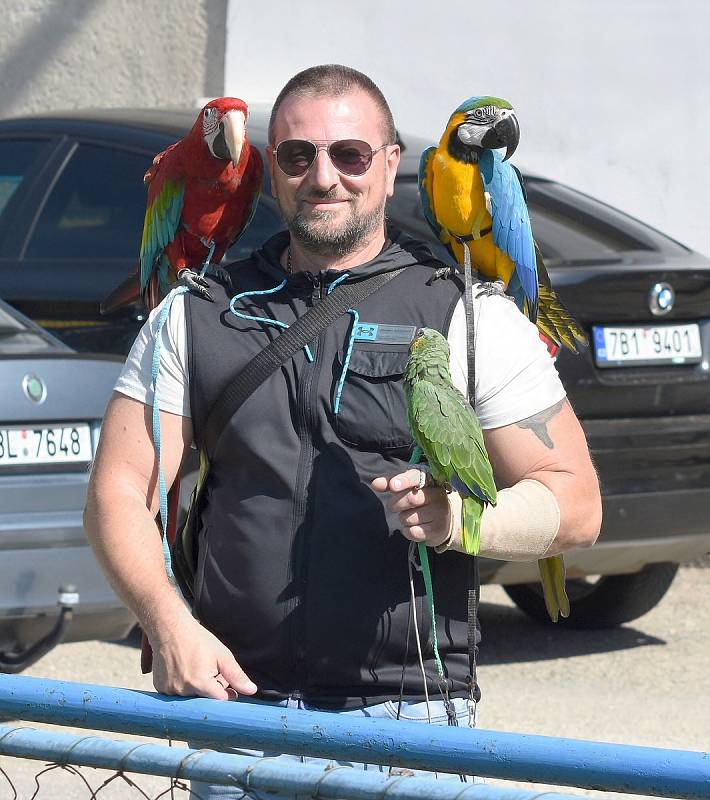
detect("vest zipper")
[289,273,325,696]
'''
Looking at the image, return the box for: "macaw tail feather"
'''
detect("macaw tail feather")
[537,555,571,622]
[533,242,586,354]
[536,285,588,354]
[461,496,483,555]
[100,268,141,315]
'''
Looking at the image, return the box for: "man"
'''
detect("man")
[84,64,601,792]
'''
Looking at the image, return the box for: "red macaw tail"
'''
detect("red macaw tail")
[100,268,142,315]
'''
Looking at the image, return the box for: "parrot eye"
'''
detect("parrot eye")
[467,105,496,125]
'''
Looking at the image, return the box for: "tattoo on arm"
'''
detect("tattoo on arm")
[516,399,566,449]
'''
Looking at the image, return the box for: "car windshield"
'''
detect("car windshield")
[387,175,690,266]
[0,304,57,354]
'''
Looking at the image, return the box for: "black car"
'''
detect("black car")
[1,109,708,629]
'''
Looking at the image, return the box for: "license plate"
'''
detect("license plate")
[0,423,92,466]
[593,323,702,367]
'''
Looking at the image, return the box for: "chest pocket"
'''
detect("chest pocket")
[333,343,414,453]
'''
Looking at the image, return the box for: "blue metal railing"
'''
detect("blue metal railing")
[0,675,708,798]
[0,724,591,800]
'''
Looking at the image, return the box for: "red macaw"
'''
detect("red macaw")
[101,99,262,675]
[102,97,263,313]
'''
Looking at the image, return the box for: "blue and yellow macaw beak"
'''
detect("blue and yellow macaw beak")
[450,107,520,162]
[481,111,520,161]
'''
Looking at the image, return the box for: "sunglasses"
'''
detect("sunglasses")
[274,139,389,177]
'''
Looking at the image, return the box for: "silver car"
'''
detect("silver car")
[0,298,134,671]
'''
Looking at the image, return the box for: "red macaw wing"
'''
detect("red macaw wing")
[139,149,185,296]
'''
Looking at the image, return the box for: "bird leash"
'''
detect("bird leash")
[408,449,464,730]
[407,239,481,731]
[459,235,482,726]
[150,240,216,582]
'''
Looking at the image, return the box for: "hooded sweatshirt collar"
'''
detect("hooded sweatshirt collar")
[252,227,439,289]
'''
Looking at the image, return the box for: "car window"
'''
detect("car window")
[525,180,689,262]
[224,201,284,262]
[0,304,55,353]
[25,143,152,259]
[0,139,51,221]
[387,175,689,267]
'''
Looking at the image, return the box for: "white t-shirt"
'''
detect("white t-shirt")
[115,285,565,431]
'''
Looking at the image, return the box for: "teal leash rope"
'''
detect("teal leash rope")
[408,446,445,680]
[151,239,216,579]
[151,285,190,580]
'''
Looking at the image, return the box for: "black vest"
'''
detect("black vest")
[186,230,475,708]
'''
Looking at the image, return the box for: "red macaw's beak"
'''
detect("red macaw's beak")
[221,109,246,167]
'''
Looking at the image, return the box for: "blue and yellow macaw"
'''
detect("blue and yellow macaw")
[419,95,586,354]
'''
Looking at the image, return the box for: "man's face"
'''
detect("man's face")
[267,90,400,257]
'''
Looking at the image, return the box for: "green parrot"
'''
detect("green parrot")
[404,327,569,622]
[404,327,497,554]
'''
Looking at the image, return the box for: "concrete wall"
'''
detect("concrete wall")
[0,0,227,118]
[225,0,710,257]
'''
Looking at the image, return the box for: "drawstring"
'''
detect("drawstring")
[229,269,359,414]
[229,280,314,363]
[327,272,356,416]
[151,285,190,580]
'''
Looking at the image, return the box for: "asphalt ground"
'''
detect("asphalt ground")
[0,560,708,799]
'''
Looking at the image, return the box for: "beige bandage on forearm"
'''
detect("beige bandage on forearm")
[435,479,560,561]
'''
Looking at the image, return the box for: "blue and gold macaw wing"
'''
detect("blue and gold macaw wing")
[139,176,185,295]
[479,149,537,314]
[417,146,444,241]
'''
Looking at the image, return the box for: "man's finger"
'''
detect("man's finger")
[389,487,431,513]
[217,656,257,696]
[399,507,434,528]
[371,468,425,494]
[214,673,239,701]
[189,676,232,701]
[399,523,434,542]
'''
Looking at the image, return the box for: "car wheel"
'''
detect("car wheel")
[502,562,680,629]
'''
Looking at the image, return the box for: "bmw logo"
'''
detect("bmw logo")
[22,373,47,404]
[649,282,674,316]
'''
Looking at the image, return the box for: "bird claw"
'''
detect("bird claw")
[426,266,457,286]
[177,268,214,302]
[475,279,513,301]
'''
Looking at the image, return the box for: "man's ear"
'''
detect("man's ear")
[385,145,401,198]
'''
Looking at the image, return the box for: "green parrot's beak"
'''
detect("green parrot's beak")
[220,109,246,166]
[481,112,520,161]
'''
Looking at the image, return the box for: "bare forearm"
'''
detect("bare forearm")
[83,481,191,642]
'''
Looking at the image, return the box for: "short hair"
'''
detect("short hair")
[268,64,396,145]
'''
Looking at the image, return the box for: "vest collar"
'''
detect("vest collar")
[252,227,436,290]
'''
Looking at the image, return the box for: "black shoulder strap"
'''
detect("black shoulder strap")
[463,263,482,707]
[203,267,405,459]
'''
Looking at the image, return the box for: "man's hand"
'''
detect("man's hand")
[371,469,451,548]
[84,393,258,701]
[149,611,257,700]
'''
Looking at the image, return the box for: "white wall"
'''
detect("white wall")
[0,0,227,117]
[226,0,710,256]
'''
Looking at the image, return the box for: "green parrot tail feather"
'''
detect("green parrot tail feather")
[537,284,588,354]
[538,555,570,622]
[461,496,482,555]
